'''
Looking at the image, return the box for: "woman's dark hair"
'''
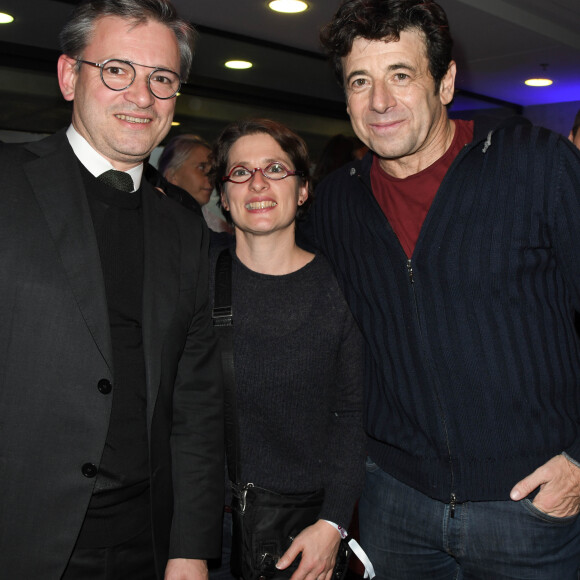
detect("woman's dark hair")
[210,118,313,224]
[320,0,453,93]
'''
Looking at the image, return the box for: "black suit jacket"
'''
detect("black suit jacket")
[0,130,224,579]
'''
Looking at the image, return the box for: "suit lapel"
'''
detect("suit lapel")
[26,132,181,422]
[25,133,113,372]
[141,183,180,427]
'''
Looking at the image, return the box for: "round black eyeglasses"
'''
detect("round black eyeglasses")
[76,58,181,100]
[223,162,305,184]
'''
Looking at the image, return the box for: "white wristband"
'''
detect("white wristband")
[323,520,376,579]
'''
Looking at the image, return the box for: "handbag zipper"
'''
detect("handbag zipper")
[240,482,254,513]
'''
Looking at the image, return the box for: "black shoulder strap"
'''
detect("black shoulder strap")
[212,248,240,484]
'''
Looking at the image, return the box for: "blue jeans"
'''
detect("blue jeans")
[359,457,580,579]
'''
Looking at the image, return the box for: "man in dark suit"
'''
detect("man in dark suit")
[0,1,224,579]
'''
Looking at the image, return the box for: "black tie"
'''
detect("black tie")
[97,169,134,192]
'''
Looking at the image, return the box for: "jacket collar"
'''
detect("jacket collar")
[471,114,532,152]
[351,115,532,180]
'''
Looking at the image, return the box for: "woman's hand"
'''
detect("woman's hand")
[276,519,342,580]
[164,558,208,580]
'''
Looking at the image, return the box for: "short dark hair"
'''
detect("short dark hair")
[320,0,453,93]
[572,109,580,139]
[158,134,210,177]
[210,118,312,224]
[312,134,365,188]
[60,0,196,80]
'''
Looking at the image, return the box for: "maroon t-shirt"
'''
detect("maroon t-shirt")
[370,120,474,258]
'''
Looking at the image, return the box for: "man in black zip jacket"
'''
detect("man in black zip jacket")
[304,0,580,578]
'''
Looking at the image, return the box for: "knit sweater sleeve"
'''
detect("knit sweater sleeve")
[317,278,366,530]
[552,137,580,461]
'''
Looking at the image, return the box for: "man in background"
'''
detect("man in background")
[155,133,233,234]
[307,0,580,577]
[158,133,213,210]
[0,1,223,578]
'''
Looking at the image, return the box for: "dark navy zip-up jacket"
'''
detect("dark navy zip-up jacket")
[307,117,580,503]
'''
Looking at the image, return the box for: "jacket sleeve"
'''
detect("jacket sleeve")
[551,137,580,462]
[168,218,225,559]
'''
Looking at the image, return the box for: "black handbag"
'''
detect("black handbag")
[212,248,351,580]
[230,484,350,580]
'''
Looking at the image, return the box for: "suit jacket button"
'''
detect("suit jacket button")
[97,379,112,394]
[82,463,98,478]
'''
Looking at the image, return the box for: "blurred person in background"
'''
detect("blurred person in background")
[156,133,233,234]
[158,133,213,209]
[569,108,580,149]
[312,134,367,189]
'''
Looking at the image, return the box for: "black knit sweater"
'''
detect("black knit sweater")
[78,165,149,546]
[211,247,366,528]
[307,116,580,503]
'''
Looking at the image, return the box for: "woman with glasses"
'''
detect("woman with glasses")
[208,119,365,580]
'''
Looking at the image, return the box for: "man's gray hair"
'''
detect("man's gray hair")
[158,134,210,177]
[59,0,196,80]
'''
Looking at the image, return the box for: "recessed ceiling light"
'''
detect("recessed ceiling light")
[269,0,308,14]
[525,63,552,87]
[225,60,253,70]
[524,78,553,87]
[0,12,14,24]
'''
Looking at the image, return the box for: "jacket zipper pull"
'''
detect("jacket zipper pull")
[407,259,414,284]
[450,493,456,518]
